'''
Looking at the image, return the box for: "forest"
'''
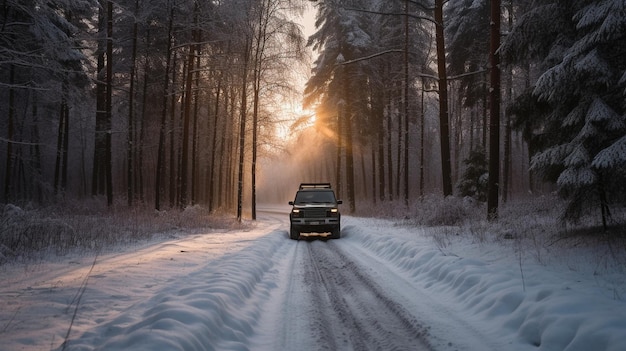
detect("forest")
[1,0,625,228]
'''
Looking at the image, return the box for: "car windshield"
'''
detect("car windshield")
[294,190,336,204]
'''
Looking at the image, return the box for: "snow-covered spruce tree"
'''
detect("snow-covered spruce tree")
[305,0,375,212]
[457,149,488,202]
[503,0,626,229]
[445,0,489,107]
[1,0,94,203]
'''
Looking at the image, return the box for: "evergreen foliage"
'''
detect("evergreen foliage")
[444,0,489,107]
[503,0,626,228]
[457,149,488,202]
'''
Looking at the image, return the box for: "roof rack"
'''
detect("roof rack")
[299,183,332,190]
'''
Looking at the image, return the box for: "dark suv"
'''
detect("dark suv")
[288,183,342,240]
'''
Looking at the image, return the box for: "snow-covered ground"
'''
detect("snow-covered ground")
[1,207,625,350]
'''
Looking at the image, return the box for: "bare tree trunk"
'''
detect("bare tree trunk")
[93,3,106,198]
[181,42,195,208]
[191,29,201,205]
[169,51,179,208]
[435,0,453,197]
[376,98,385,202]
[396,92,401,199]
[336,107,343,197]
[251,0,270,220]
[155,6,175,211]
[420,77,425,198]
[237,39,251,221]
[54,80,69,195]
[403,0,410,205]
[386,101,393,201]
[482,80,487,150]
[502,0,513,203]
[344,71,356,213]
[371,144,376,204]
[31,93,43,202]
[209,73,222,211]
[127,0,139,206]
[4,65,15,202]
[139,30,150,203]
[105,0,114,207]
[487,0,501,219]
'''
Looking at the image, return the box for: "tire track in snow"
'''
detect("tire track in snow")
[251,232,338,351]
[304,240,432,351]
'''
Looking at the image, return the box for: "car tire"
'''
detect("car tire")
[330,227,341,239]
[289,225,300,240]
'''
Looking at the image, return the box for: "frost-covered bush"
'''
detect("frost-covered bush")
[410,195,483,226]
[355,194,484,226]
[0,202,239,263]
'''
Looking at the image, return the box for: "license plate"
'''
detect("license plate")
[310,221,320,225]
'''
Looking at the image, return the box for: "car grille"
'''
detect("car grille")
[304,208,327,218]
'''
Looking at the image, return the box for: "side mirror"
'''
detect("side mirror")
[336,200,343,204]
[288,201,294,205]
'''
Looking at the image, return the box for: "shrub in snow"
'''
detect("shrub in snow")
[0,203,237,263]
[410,195,483,227]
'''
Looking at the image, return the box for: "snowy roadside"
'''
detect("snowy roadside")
[343,216,626,350]
[0,213,625,350]
[0,220,286,351]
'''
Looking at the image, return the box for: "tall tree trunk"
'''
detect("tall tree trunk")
[4,65,15,202]
[386,101,393,201]
[155,6,175,211]
[482,80,487,150]
[191,28,201,205]
[169,51,179,207]
[93,3,107,198]
[434,0,453,196]
[31,92,43,202]
[251,1,269,220]
[396,92,401,199]
[502,0,513,203]
[139,30,150,203]
[420,77,426,198]
[105,0,114,206]
[181,43,195,208]
[127,0,140,206]
[371,144,376,204]
[209,74,223,212]
[487,0,501,219]
[138,64,147,203]
[54,81,68,195]
[237,39,251,221]
[336,106,343,198]
[376,95,385,202]
[403,0,410,205]
[343,66,356,213]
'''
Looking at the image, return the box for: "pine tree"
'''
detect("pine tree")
[503,0,626,228]
[457,149,488,202]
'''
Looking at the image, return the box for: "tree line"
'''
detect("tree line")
[290,0,624,226]
[1,0,306,220]
[2,0,625,227]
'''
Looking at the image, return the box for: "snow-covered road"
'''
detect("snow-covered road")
[1,207,625,350]
[254,234,432,350]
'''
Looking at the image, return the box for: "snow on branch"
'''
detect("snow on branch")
[557,167,596,187]
[592,135,626,169]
